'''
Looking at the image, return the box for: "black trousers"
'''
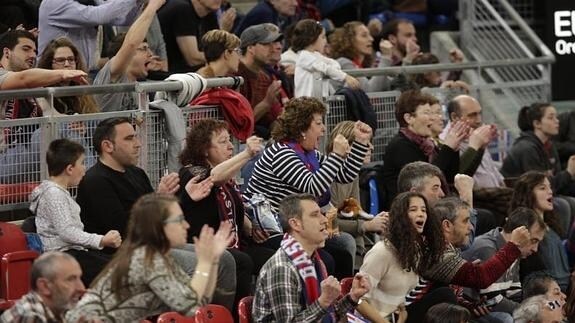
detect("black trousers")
[65,248,112,287]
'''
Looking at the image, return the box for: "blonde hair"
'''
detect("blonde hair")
[201,30,240,63]
[326,121,355,153]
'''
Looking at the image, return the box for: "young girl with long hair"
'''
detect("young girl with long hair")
[360,192,452,322]
[509,171,572,292]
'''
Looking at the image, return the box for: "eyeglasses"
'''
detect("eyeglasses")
[164,214,186,225]
[136,45,151,53]
[546,299,562,310]
[52,56,76,65]
[229,47,242,54]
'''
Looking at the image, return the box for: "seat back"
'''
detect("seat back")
[195,304,233,323]
[156,311,195,323]
[0,222,28,256]
[1,250,39,300]
[238,296,253,323]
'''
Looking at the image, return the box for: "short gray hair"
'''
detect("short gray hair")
[513,295,548,323]
[30,251,77,290]
[397,161,444,193]
[433,197,470,223]
[278,193,316,233]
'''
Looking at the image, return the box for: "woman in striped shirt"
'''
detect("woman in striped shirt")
[246,96,372,278]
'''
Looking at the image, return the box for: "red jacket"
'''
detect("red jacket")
[190,88,255,141]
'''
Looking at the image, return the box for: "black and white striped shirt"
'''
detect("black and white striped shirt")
[246,141,369,212]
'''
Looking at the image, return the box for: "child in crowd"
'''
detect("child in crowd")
[292,19,360,97]
[31,139,121,286]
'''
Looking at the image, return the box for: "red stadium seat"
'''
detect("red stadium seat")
[0,183,39,204]
[195,304,233,323]
[238,296,253,323]
[156,311,195,323]
[0,222,39,301]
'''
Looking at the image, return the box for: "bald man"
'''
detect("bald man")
[440,95,502,188]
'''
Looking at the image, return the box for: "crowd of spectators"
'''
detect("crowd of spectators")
[1,0,575,322]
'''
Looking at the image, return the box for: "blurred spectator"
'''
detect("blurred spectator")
[235,0,298,36]
[38,0,142,71]
[0,30,87,183]
[291,19,360,97]
[0,252,85,322]
[329,21,392,92]
[523,273,567,303]
[327,121,386,260]
[424,303,470,323]
[235,24,285,139]
[36,37,100,115]
[0,0,39,33]
[410,51,466,90]
[380,18,420,66]
[94,0,164,112]
[555,110,575,168]
[501,103,575,197]
[158,0,226,73]
[513,295,566,323]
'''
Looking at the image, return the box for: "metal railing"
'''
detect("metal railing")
[0,77,239,213]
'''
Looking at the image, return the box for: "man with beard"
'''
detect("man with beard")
[235,24,285,139]
[0,252,86,322]
[0,30,87,183]
[381,19,421,66]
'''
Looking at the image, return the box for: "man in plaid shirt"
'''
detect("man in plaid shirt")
[252,193,370,322]
[1,252,86,323]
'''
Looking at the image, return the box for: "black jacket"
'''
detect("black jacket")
[501,131,574,195]
[382,131,459,209]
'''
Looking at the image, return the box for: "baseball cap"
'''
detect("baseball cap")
[240,24,284,49]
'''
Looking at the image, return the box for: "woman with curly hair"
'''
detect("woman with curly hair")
[177,119,274,307]
[360,191,453,322]
[36,37,99,115]
[329,21,392,92]
[246,96,372,278]
[509,171,572,292]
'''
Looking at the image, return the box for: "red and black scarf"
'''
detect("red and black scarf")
[280,233,335,322]
[400,127,436,162]
[215,181,240,249]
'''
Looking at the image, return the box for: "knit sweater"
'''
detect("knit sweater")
[359,239,419,317]
[423,241,521,289]
[65,247,204,322]
[32,180,103,252]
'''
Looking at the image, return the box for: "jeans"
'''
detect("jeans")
[170,244,236,311]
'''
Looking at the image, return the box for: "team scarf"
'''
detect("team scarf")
[280,233,335,323]
[215,181,240,248]
[399,127,436,162]
[285,141,331,207]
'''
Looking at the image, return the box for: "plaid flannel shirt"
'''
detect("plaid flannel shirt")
[0,291,61,323]
[252,249,355,322]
